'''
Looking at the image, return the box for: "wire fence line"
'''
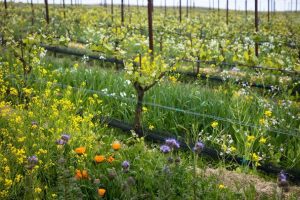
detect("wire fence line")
[42,43,300,76]
[16,75,297,138]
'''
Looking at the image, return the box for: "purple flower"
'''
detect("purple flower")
[61,134,71,142]
[278,170,287,182]
[28,156,38,165]
[56,139,66,145]
[160,145,171,154]
[193,141,205,153]
[56,134,71,145]
[278,170,289,191]
[122,160,130,170]
[165,139,180,149]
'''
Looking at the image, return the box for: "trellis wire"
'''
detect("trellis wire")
[22,76,299,138]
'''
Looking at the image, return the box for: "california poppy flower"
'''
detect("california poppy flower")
[82,170,88,179]
[98,188,106,197]
[94,155,105,163]
[112,141,121,150]
[107,156,115,163]
[75,169,88,180]
[75,147,86,155]
[75,169,82,180]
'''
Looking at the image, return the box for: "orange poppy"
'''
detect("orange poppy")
[98,188,106,197]
[107,156,115,163]
[75,147,86,155]
[75,169,82,180]
[75,169,88,180]
[82,170,88,179]
[94,155,105,163]
[112,141,121,150]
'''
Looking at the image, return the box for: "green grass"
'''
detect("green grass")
[28,55,300,170]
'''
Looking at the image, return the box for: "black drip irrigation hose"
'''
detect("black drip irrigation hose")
[180,71,274,90]
[42,44,300,96]
[94,116,300,184]
[41,44,124,66]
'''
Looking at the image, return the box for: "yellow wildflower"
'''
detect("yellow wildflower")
[3,166,10,173]
[230,146,237,152]
[14,174,23,183]
[251,153,261,162]
[264,110,272,117]
[259,118,265,125]
[218,184,225,189]
[169,76,177,83]
[247,135,255,142]
[4,179,13,188]
[142,107,148,112]
[259,137,267,144]
[148,124,154,130]
[211,121,218,128]
[34,187,42,194]
[10,87,18,96]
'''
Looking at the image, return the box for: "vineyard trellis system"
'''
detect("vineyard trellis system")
[41,34,300,76]
[40,44,300,96]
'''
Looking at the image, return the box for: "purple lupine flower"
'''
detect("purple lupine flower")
[165,139,180,149]
[160,145,171,154]
[28,155,38,164]
[122,160,130,170]
[61,134,71,142]
[193,141,205,153]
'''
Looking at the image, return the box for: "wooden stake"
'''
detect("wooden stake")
[111,0,114,21]
[179,0,182,23]
[31,0,34,25]
[63,0,66,18]
[45,0,50,24]
[245,0,247,18]
[148,0,153,53]
[121,0,124,25]
[255,0,259,57]
[186,0,188,17]
[226,0,229,25]
[165,0,166,16]
[268,0,270,22]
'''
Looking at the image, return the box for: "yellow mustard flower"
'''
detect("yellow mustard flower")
[211,121,218,128]
[264,110,272,117]
[34,187,42,194]
[259,137,267,144]
[247,135,255,142]
[218,184,225,189]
